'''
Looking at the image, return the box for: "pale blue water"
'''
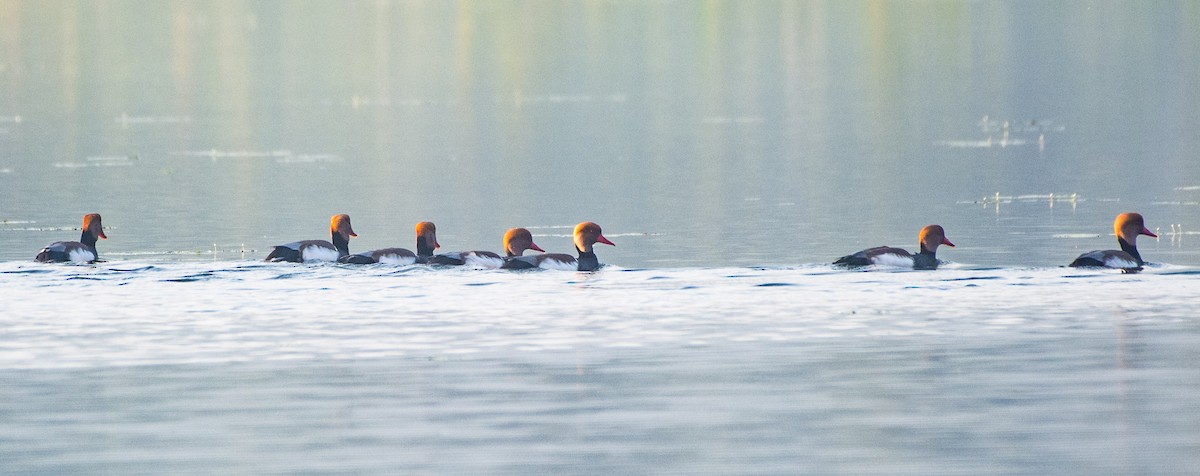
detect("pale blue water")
[2,261,1200,473]
[3,1,1200,473]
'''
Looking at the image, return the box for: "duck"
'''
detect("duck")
[438,227,545,269]
[339,245,418,265]
[834,224,955,270]
[502,222,614,271]
[342,221,435,265]
[1069,212,1157,271]
[410,221,441,264]
[35,213,107,263]
[266,214,357,262]
[424,225,518,268]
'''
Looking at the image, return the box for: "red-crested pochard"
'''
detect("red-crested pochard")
[442,227,546,269]
[1069,212,1157,271]
[502,222,614,271]
[426,225,530,268]
[339,221,437,265]
[36,213,107,263]
[266,214,357,262]
[834,224,955,270]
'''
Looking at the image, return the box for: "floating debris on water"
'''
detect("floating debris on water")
[171,149,291,159]
[966,192,1081,205]
[934,138,1028,148]
[961,192,1084,213]
[978,116,1066,134]
[1152,201,1200,206]
[1165,224,1190,235]
[937,116,1063,150]
[88,155,138,162]
[1163,224,1197,247]
[210,243,253,258]
[104,246,258,258]
[54,156,136,168]
[274,154,343,164]
[170,149,341,164]
[4,226,83,231]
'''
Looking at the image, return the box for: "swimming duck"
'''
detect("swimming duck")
[834,224,955,270]
[35,213,107,263]
[339,221,436,265]
[266,214,357,262]
[1069,212,1157,271]
[502,222,614,271]
[425,225,530,268]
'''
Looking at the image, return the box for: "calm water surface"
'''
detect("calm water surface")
[3,262,1200,473]
[2,1,1200,473]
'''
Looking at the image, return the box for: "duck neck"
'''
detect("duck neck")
[1118,237,1143,265]
[332,232,350,257]
[918,243,937,259]
[417,236,436,258]
[576,246,599,271]
[80,229,98,250]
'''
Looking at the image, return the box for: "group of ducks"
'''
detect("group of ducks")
[35,212,1159,272]
[34,214,617,271]
[262,215,615,271]
[830,212,1157,271]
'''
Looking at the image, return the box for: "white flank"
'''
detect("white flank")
[463,253,504,269]
[376,254,416,265]
[67,248,97,263]
[538,257,578,271]
[1103,255,1139,269]
[872,253,916,269]
[301,245,340,262]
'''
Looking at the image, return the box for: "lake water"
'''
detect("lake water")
[3,262,1200,473]
[2,1,1199,474]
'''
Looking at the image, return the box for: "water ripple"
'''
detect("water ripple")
[0,261,1196,370]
